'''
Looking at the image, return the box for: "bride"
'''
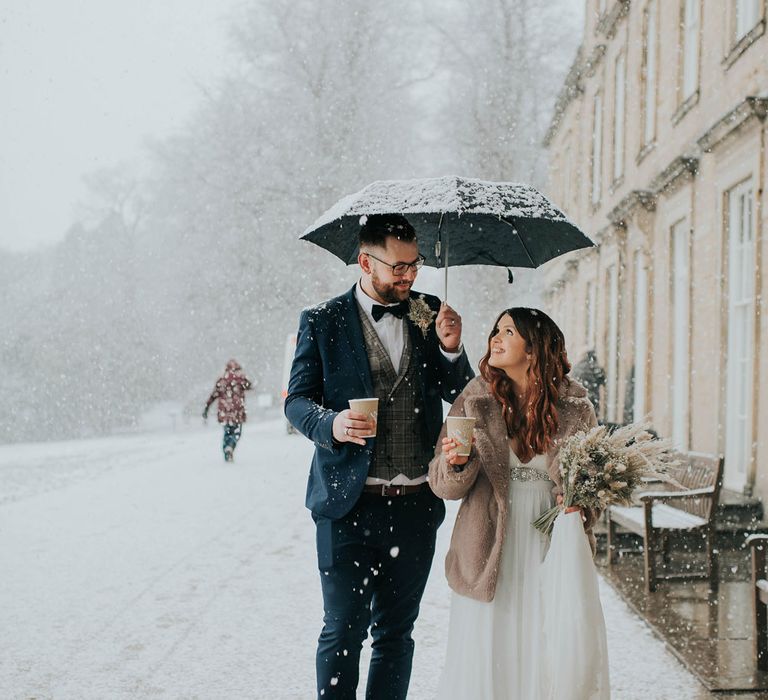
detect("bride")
[429,307,610,699]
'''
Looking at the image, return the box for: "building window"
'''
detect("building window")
[633,252,649,421]
[591,92,603,206]
[605,264,620,422]
[735,0,761,40]
[642,0,658,146]
[671,219,690,450]
[585,279,597,349]
[680,0,700,101]
[563,130,572,209]
[613,52,626,182]
[724,178,756,491]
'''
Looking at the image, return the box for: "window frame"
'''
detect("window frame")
[678,0,701,109]
[640,0,658,151]
[724,0,765,68]
[605,264,620,422]
[585,278,598,350]
[591,91,604,207]
[735,0,762,40]
[670,218,691,451]
[632,251,649,421]
[612,50,626,184]
[723,177,756,492]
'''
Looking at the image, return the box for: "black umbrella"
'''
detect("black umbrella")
[301,176,595,297]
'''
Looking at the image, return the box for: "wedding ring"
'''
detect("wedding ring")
[344,426,350,436]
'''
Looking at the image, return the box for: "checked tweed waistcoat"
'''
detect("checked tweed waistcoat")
[357,305,432,481]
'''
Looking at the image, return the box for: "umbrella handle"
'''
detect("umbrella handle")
[435,212,448,302]
[444,231,448,302]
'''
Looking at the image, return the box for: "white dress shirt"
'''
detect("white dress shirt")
[355,281,461,485]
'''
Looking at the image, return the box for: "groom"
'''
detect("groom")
[285,214,473,699]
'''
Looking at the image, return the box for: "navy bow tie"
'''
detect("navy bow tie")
[371,301,408,322]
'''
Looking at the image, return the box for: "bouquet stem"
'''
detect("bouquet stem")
[532,505,561,537]
[533,484,574,537]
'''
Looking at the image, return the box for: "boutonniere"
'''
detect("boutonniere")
[407,295,436,338]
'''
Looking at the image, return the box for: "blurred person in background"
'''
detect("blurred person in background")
[203,359,252,462]
[571,349,606,418]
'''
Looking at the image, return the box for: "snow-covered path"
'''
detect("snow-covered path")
[1,420,709,699]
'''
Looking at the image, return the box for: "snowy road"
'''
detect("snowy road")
[1,420,710,699]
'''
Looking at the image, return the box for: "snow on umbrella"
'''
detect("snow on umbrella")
[300,175,595,297]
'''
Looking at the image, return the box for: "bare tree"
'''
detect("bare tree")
[424,0,581,183]
[417,0,583,350]
[0,0,585,443]
[132,0,431,400]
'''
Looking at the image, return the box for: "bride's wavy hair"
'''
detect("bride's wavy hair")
[479,308,571,462]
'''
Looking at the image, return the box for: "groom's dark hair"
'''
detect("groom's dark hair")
[359,214,416,248]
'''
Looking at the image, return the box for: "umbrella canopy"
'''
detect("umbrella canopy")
[301,176,594,271]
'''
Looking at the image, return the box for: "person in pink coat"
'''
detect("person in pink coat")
[203,359,252,462]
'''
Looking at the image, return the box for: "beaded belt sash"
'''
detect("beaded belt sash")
[509,466,551,482]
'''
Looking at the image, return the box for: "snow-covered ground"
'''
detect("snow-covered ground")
[1,419,711,699]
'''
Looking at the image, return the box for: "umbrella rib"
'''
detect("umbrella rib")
[501,217,536,267]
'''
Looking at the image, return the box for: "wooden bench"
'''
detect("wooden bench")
[748,534,768,671]
[607,451,724,592]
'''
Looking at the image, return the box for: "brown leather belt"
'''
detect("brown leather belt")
[362,483,428,497]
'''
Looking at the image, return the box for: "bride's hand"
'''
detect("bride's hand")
[556,494,581,514]
[441,436,472,466]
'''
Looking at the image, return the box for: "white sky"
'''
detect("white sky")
[0,0,241,252]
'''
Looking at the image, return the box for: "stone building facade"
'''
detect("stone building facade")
[543,0,768,498]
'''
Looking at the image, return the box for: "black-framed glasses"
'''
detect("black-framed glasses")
[364,251,425,276]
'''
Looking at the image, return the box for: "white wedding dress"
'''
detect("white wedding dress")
[437,449,610,700]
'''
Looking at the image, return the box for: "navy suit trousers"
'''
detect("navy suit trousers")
[314,489,445,699]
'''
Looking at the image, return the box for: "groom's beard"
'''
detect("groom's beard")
[371,272,413,303]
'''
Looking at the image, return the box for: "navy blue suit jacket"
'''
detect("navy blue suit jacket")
[285,286,474,520]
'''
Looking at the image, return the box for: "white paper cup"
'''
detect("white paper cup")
[348,398,379,438]
[447,416,476,456]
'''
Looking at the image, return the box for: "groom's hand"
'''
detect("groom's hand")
[436,302,462,352]
[333,409,373,446]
